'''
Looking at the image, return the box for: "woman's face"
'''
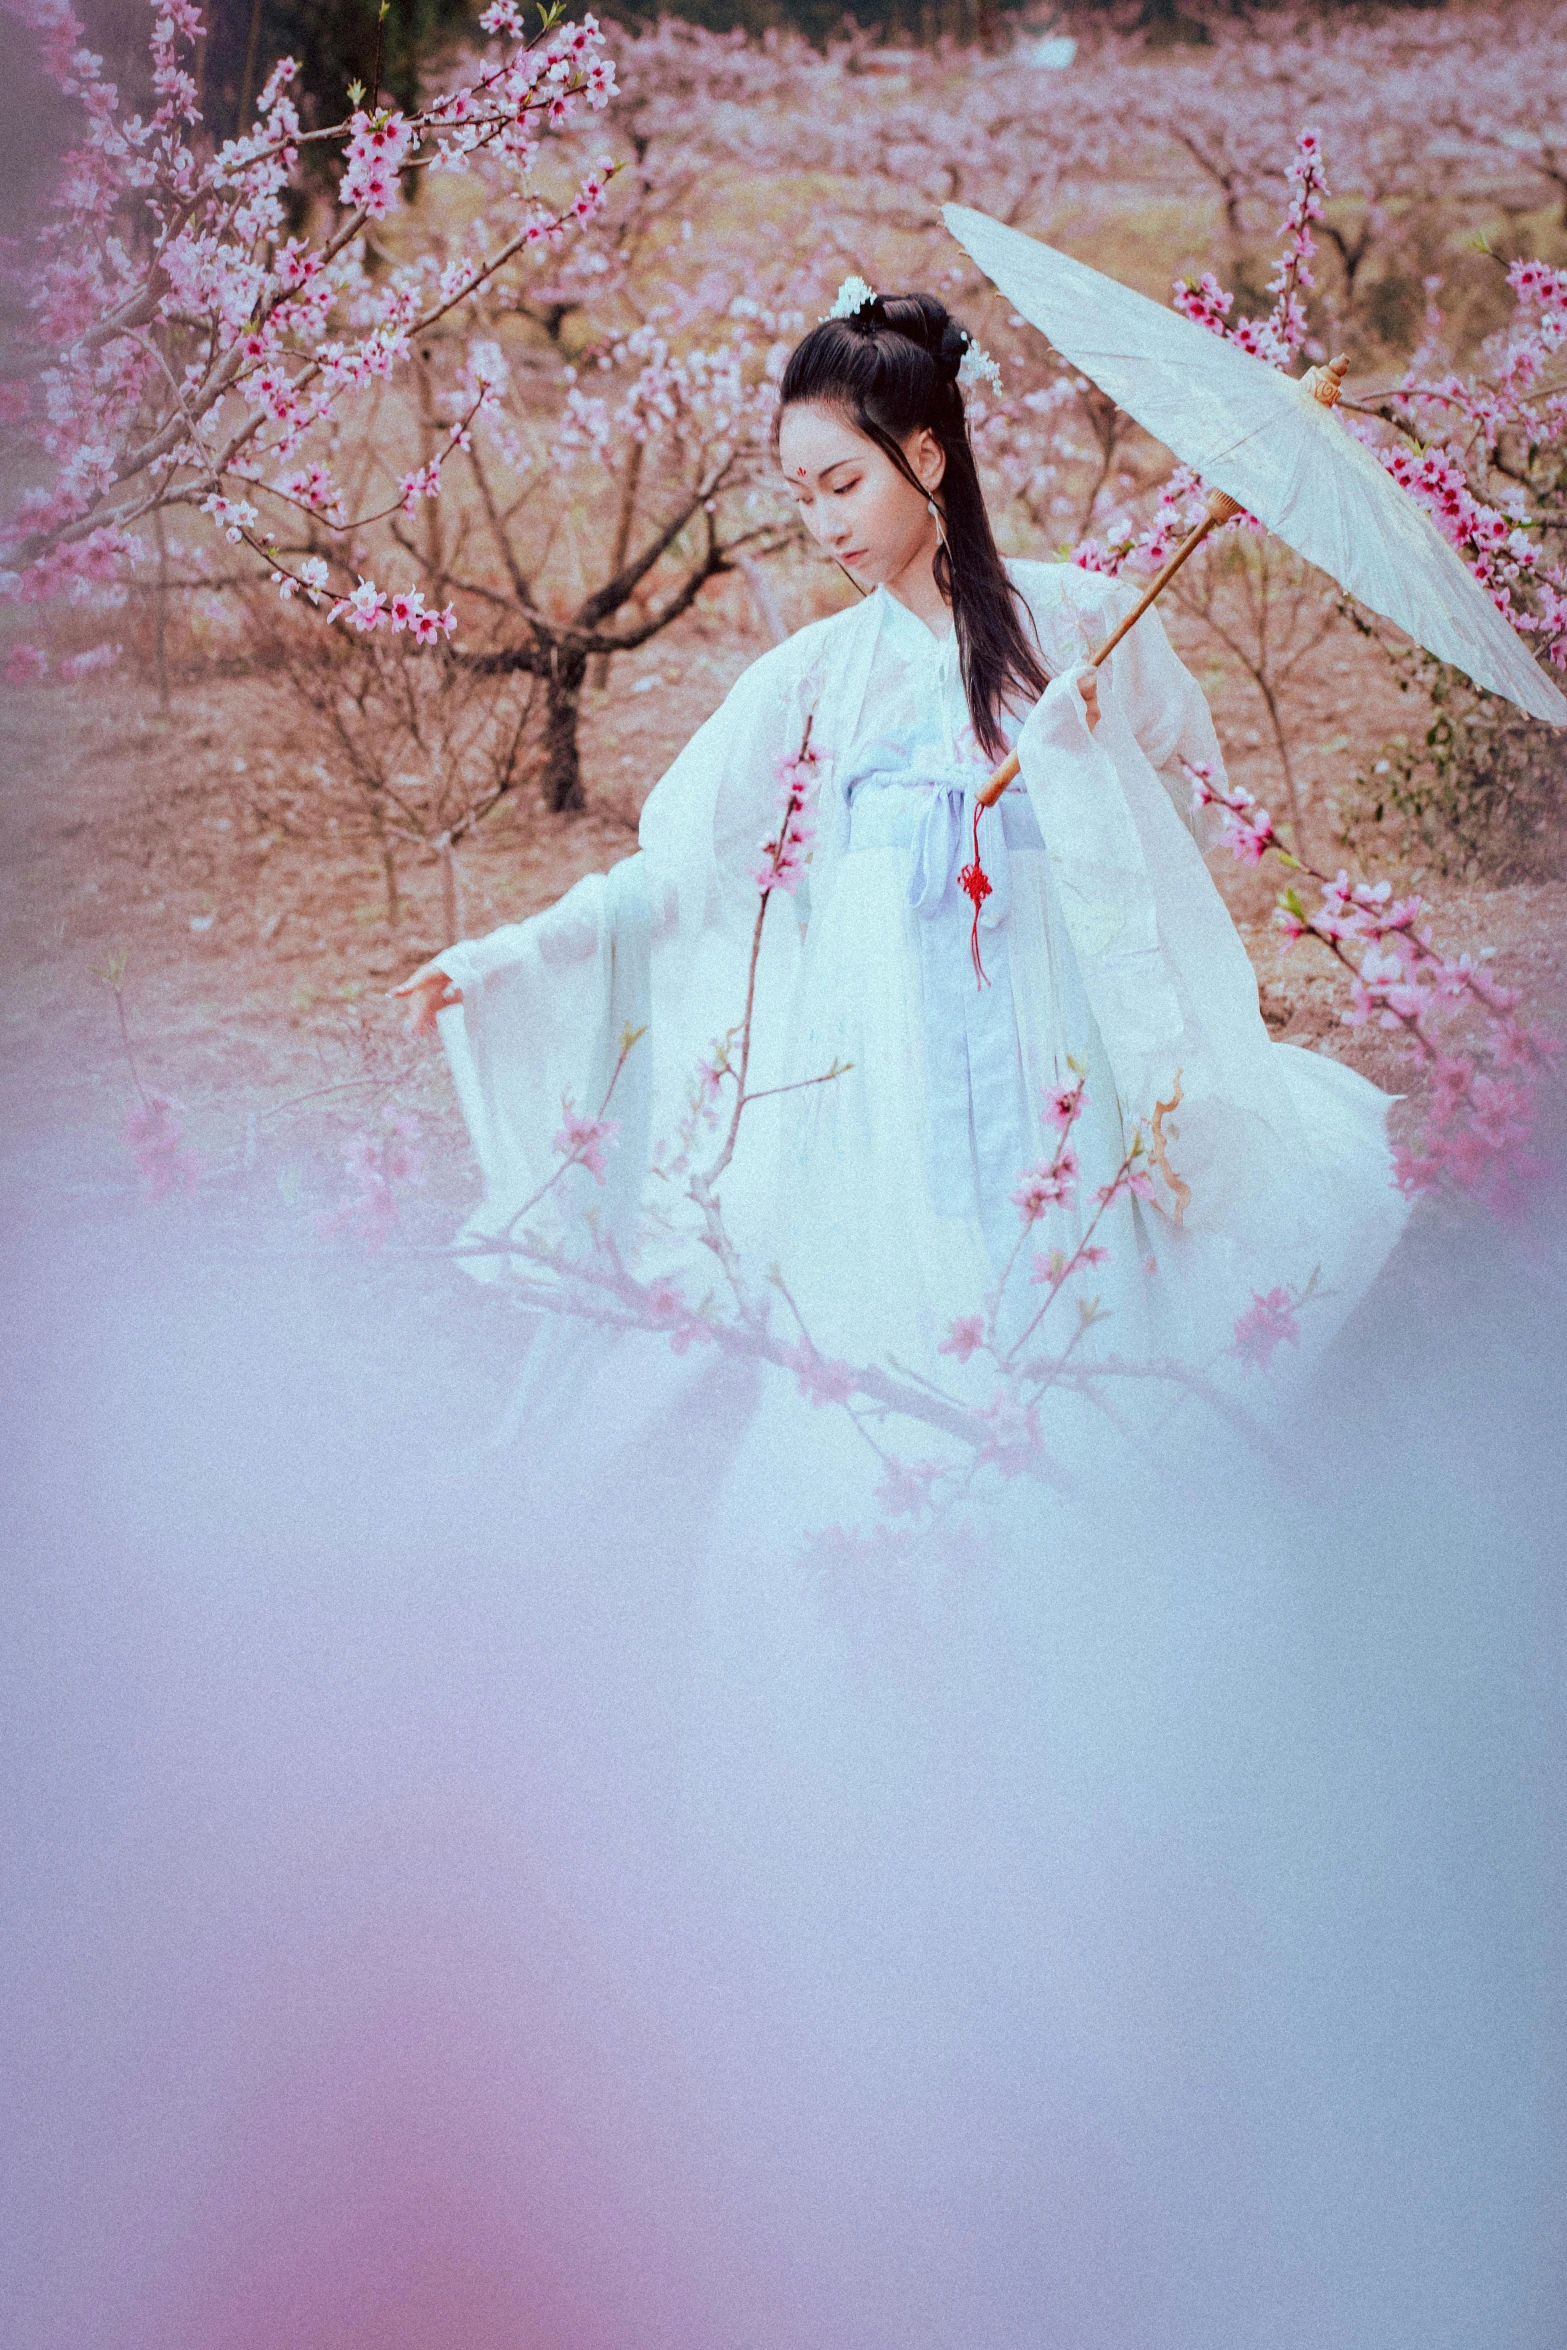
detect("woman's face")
[777,400,944,594]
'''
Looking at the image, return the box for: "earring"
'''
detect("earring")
[927,495,948,551]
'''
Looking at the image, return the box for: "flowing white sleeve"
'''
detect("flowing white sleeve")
[1008,559,1222,842]
[430,623,834,1278]
[431,857,658,1279]
[1013,562,1407,1342]
[1095,590,1227,846]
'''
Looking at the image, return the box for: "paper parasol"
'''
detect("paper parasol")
[944,201,1567,733]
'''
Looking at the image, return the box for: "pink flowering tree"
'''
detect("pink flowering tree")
[1189,758,1558,1215]
[1068,126,1566,859]
[1332,254,1567,875]
[0,0,620,662]
[1062,132,1350,848]
[372,279,811,813]
[171,23,882,821]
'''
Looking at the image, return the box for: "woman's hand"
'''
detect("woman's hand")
[1075,667,1100,732]
[392,960,463,1039]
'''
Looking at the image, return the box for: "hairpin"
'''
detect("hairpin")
[957,336,1003,395]
[825,275,877,322]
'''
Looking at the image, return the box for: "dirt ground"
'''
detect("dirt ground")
[3,573,1566,1260]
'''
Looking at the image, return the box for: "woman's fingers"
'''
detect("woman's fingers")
[1076,668,1101,730]
[390,963,462,1038]
[390,959,442,996]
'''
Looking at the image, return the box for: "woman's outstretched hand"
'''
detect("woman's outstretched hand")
[1075,667,1100,731]
[392,960,463,1038]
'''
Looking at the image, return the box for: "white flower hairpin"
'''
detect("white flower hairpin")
[958,336,1004,395]
[825,275,877,321]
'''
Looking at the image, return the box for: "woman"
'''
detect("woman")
[396,288,1407,1456]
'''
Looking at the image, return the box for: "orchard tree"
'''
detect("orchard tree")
[399,292,806,811]
[0,0,620,655]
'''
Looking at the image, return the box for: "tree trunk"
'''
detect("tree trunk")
[152,507,170,713]
[736,553,790,650]
[1137,0,1212,44]
[437,834,462,946]
[235,0,265,134]
[591,441,645,693]
[378,828,400,933]
[541,652,588,813]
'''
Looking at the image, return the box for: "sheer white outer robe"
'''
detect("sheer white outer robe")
[434,559,1408,1402]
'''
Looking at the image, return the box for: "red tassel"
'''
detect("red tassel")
[957,799,993,989]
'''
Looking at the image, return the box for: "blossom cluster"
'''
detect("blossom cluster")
[1078,129,1328,584]
[1180,755,1559,1214]
[126,1092,199,1202]
[0,0,621,643]
[1071,119,1564,717]
[325,579,458,644]
[552,1099,620,1184]
[754,739,820,896]
[1185,760,1277,866]
[1231,1286,1300,1370]
[1281,870,1556,1211]
[555,307,784,468]
[317,1112,425,1253]
[1365,256,1567,668]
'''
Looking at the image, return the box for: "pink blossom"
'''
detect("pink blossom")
[755,741,820,896]
[1232,1286,1300,1370]
[640,1276,710,1354]
[126,1092,199,1201]
[977,1393,1041,1478]
[200,490,258,545]
[1033,1240,1108,1286]
[5,643,48,684]
[552,1101,619,1182]
[327,577,388,632]
[398,461,441,514]
[317,1112,423,1251]
[1096,1165,1155,1207]
[411,601,457,646]
[340,110,415,219]
[1172,271,1233,334]
[789,1345,855,1407]
[279,462,344,522]
[938,1314,985,1365]
[1184,759,1275,863]
[55,641,120,680]
[874,1457,942,1518]
[1042,1075,1086,1130]
[1011,1145,1079,1223]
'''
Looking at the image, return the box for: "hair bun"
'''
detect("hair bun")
[935,317,969,385]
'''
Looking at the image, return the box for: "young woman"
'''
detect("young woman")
[396,289,1407,1424]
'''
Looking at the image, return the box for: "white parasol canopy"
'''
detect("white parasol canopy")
[944,202,1567,727]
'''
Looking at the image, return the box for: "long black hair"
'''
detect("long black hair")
[776,291,1050,759]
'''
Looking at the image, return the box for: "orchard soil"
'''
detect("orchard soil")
[5,569,1567,1454]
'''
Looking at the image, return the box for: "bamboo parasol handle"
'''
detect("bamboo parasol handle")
[975,353,1350,812]
[977,485,1242,808]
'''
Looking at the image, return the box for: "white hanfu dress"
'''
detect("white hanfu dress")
[434,559,1408,1493]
